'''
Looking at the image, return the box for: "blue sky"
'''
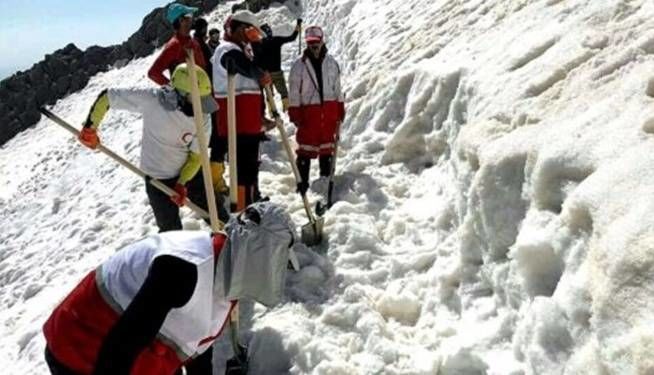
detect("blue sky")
[0,0,171,80]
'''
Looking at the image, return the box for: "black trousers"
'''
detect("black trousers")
[45,348,79,375]
[297,155,333,183]
[145,173,228,232]
[212,136,262,185]
[212,135,262,208]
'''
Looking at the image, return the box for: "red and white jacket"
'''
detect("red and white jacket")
[288,50,345,158]
[43,231,232,375]
[211,41,263,137]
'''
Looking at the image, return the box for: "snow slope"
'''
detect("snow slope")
[2,0,654,374]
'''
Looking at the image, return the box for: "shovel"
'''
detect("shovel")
[264,85,323,245]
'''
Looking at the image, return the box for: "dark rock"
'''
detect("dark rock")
[60,43,83,57]
[34,85,50,106]
[54,76,70,95]
[19,108,40,125]
[85,64,102,76]
[4,76,23,92]
[127,34,153,58]
[9,94,25,112]
[44,57,68,76]
[83,46,110,66]
[70,75,88,92]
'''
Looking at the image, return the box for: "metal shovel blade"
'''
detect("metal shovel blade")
[301,216,324,245]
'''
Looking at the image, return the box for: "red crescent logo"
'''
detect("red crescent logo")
[181,132,193,144]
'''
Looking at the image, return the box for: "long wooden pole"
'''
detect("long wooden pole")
[227,74,239,212]
[226,73,244,358]
[185,51,223,232]
[263,85,317,224]
[186,51,244,360]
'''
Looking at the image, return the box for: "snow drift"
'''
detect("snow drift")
[1,0,654,374]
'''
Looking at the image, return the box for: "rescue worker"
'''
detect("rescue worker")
[252,19,302,111]
[78,64,227,232]
[148,3,207,86]
[148,4,222,205]
[288,26,345,196]
[43,201,299,375]
[210,11,272,210]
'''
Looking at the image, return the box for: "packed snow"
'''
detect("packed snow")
[2,0,654,374]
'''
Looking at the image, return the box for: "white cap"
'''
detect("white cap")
[230,10,262,31]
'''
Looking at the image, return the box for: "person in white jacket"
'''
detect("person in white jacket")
[287,26,345,196]
[78,64,226,231]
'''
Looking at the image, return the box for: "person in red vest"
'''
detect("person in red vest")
[148,3,207,86]
[43,201,299,375]
[210,10,272,210]
[288,26,345,195]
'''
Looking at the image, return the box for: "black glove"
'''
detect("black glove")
[297,181,309,195]
[297,18,302,25]
[225,345,249,375]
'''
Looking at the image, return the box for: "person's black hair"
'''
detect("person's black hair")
[209,28,220,36]
[172,18,181,30]
[193,18,208,31]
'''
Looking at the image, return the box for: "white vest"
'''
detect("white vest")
[211,41,261,98]
[107,88,211,180]
[97,231,232,360]
[288,54,343,107]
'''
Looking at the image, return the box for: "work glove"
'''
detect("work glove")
[79,127,100,149]
[259,72,273,87]
[296,181,309,195]
[297,18,303,26]
[211,162,229,195]
[170,183,187,206]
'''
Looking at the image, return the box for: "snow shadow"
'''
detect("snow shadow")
[213,322,293,374]
[330,171,389,216]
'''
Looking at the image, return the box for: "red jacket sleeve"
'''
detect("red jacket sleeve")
[148,39,207,86]
[148,43,177,86]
